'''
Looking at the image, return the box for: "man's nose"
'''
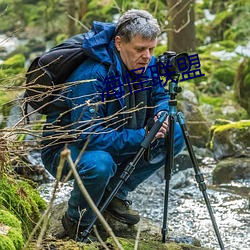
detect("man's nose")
[142,49,151,60]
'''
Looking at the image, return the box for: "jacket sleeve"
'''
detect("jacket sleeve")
[65,60,146,156]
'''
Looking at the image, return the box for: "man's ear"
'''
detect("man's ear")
[115,36,122,51]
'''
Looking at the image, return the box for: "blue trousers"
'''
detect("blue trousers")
[41,123,185,226]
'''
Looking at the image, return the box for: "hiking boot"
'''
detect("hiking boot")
[105,196,140,225]
[61,213,97,243]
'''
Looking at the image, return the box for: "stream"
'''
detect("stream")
[38,155,250,250]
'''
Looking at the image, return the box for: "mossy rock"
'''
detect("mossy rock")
[0,174,47,239]
[0,209,24,250]
[209,120,250,160]
[199,92,248,122]
[106,237,210,250]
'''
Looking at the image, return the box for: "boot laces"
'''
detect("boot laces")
[123,200,132,209]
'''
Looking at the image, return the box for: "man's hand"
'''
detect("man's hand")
[154,111,169,139]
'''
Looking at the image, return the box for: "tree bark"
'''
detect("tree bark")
[67,0,76,36]
[167,0,196,53]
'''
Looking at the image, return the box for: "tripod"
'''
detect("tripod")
[82,79,225,249]
[162,79,225,249]
[81,111,168,241]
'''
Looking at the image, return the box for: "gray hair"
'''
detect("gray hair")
[115,9,160,43]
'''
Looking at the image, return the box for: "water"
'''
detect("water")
[38,157,250,250]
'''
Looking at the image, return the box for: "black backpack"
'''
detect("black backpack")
[24,34,86,115]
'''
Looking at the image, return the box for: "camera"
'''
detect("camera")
[156,51,189,76]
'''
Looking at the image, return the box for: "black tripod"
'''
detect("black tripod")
[81,111,168,241]
[161,79,225,249]
[82,79,225,249]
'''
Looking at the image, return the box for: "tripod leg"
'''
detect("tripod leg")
[177,112,225,250]
[162,114,175,243]
[81,112,168,240]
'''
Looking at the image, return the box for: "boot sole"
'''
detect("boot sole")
[105,210,140,225]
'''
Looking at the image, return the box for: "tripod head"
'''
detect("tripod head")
[168,77,182,99]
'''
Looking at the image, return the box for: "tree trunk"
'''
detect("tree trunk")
[167,0,196,53]
[78,0,88,20]
[67,0,76,36]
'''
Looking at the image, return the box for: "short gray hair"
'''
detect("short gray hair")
[115,9,160,43]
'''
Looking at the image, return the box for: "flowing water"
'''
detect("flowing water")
[38,156,250,250]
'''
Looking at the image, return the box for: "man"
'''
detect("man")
[41,9,185,241]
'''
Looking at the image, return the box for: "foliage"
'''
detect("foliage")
[197,0,250,46]
[234,57,250,115]
[0,174,47,238]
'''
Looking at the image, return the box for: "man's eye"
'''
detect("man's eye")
[136,48,144,52]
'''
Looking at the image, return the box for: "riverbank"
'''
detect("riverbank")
[38,155,250,250]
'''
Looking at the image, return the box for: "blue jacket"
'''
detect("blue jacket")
[44,21,170,156]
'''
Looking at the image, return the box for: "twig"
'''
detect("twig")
[68,14,89,31]
[134,220,142,250]
[93,225,109,250]
[61,148,124,250]
[22,154,65,249]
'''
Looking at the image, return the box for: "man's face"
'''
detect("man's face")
[115,35,157,72]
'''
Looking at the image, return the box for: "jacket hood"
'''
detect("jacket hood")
[82,21,116,65]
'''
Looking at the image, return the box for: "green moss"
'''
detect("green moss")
[0,175,47,239]
[213,120,250,133]
[213,67,235,86]
[199,95,224,107]
[106,237,207,250]
[0,54,26,86]
[209,120,250,150]
[1,54,25,69]
[0,235,16,250]
[217,40,237,51]
[7,228,24,249]
[0,209,24,249]
[0,209,21,229]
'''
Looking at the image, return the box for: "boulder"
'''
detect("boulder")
[209,119,250,160]
[213,157,250,184]
[42,201,212,250]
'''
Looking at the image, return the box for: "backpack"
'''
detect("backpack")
[24,34,87,115]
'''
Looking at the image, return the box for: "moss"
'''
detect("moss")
[213,67,235,86]
[0,209,21,229]
[1,54,25,69]
[213,120,250,133]
[0,209,24,249]
[106,237,208,250]
[0,174,47,239]
[234,57,250,116]
[199,95,224,107]
[209,120,250,151]
[0,235,16,250]
[7,228,24,249]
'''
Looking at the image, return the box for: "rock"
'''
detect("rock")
[44,201,212,250]
[213,157,250,184]
[179,100,211,148]
[209,120,250,160]
[170,168,193,189]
